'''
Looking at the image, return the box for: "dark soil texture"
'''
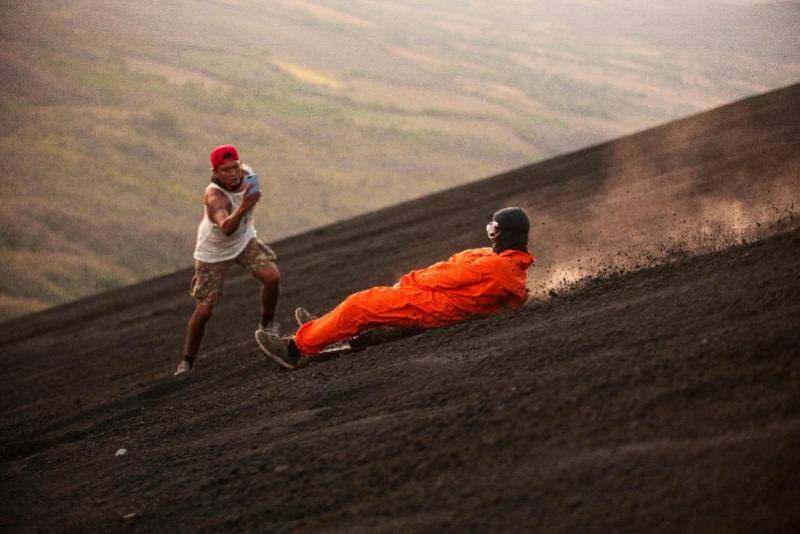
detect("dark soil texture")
[1,84,799,532]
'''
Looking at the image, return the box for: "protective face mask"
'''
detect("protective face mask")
[486,220,500,241]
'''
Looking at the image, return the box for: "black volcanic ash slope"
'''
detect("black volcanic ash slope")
[1,222,798,533]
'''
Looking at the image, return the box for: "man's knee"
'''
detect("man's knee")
[193,301,214,322]
[254,264,280,287]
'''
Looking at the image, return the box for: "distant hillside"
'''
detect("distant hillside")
[1,82,799,532]
[1,0,799,321]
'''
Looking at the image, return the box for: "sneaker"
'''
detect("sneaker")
[174,359,193,376]
[294,307,317,327]
[293,307,346,352]
[259,321,281,336]
[255,330,300,370]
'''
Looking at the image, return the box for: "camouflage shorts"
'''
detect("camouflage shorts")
[190,238,277,305]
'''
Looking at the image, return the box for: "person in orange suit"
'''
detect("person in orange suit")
[256,207,534,369]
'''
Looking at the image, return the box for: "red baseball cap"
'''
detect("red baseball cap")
[209,144,240,169]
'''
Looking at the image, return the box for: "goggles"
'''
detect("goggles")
[486,220,500,240]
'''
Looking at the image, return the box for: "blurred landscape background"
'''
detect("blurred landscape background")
[1,0,798,321]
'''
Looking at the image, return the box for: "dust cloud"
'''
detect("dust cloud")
[526,104,800,297]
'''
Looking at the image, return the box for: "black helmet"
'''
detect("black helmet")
[488,207,530,253]
[493,207,530,234]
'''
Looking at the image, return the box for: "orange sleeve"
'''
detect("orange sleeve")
[399,252,503,291]
[399,259,483,290]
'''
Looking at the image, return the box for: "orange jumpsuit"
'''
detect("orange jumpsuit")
[294,247,534,354]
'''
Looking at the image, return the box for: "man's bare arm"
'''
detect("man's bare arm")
[206,188,261,236]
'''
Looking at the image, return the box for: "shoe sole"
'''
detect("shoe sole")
[294,307,317,327]
[255,331,297,370]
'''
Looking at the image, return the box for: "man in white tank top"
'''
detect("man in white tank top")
[175,144,281,375]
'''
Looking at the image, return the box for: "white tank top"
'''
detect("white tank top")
[193,182,257,262]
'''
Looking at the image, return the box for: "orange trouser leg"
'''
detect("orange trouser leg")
[294,286,437,354]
